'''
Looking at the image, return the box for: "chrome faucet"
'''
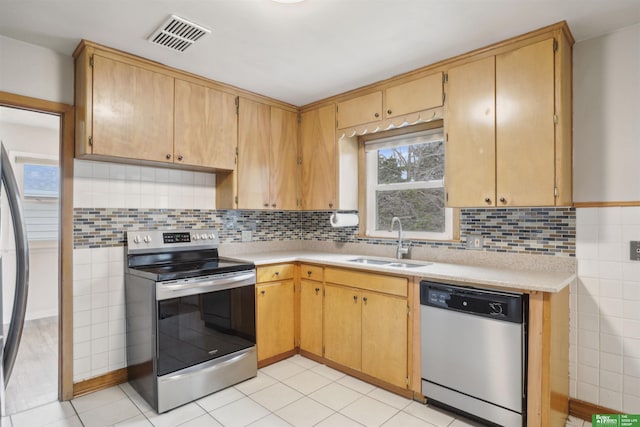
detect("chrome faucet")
[390,216,410,259]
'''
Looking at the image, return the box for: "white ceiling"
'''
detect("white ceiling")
[1,0,639,106]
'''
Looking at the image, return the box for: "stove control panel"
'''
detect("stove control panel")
[127,229,220,252]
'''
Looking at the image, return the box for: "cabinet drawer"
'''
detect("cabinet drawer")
[257,264,295,283]
[300,264,323,282]
[324,268,407,297]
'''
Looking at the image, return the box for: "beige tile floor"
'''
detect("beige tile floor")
[1,355,589,427]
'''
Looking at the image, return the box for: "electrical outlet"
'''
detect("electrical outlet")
[630,241,640,261]
[466,234,483,250]
[242,230,252,242]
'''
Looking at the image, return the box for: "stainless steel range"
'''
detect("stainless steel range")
[125,229,257,413]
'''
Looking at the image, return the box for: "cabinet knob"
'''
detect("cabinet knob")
[264,203,269,207]
[166,154,172,160]
[260,290,265,295]
[329,203,333,208]
[274,271,279,276]
[363,296,368,304]
[484,197,491,204]
[353,295,358,303]
[315,287,320,295]
[307,271,312,277]
[177,155,184,161]
[272,204,277,208]
[499,197,507,204]
[374,112,379,118]
[387,109,392,115]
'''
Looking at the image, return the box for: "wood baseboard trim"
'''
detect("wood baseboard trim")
[73,368,128,398]
[573,201,640,208]
[569,398,622,421]
[257,350,297,368]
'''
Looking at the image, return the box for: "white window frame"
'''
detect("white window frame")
[364,128,453,240]
[13,151,60,245]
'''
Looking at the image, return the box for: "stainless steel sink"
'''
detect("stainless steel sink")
[347,258,390,266]
[347,258,430,269]
[386,262,429,269]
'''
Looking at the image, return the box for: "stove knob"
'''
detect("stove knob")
[208,233,215,240]
[193,234,199,241]
[144,235,152,244]
[133,235,141,244]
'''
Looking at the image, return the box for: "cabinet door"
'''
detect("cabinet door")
[300,280,323,356]
[174,80,237,170]
[445,56,496,207]
[361,292,408,388]
[300,105,336,210]
[92,54,174,162]
[270,107,299,210]
[256,280,294,361]
[385,73,443,119]
[238,98,271,209]
[337,92,382,129]
[496,38,555,206]
[323,284,361,370]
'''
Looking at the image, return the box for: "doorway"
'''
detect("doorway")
[0,91,74,412]
[0,106,60,414]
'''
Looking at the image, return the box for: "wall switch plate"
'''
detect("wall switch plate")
[242,230,252,242]
[630,241,640,261]
[466,234,483,250]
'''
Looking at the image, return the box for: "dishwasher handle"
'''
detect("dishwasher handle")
[420,281,526,324]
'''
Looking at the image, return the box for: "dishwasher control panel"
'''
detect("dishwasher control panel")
[420,281,526,324]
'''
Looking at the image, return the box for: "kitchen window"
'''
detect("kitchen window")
[21,159,60,242]
[362,125,454,240]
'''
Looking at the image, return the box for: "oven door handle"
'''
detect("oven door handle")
[156,271,256,300]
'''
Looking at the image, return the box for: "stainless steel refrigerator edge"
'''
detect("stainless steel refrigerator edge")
[0,143,31,415]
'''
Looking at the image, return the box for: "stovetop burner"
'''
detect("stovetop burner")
[125,229,254,281]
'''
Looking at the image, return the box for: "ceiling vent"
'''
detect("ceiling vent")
[148,15,211,52]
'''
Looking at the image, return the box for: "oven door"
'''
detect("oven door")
[155,271,256,376]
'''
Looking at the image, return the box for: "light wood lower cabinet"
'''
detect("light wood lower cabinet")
[323,269,409,389]
[323,284,362,371]
[361,291,408,387]
[299,264,324,356]
[256,265,295,363]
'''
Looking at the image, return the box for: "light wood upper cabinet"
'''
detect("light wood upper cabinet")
[89,54,174,163]
[300,105,336,210]
[496,38,556,206]
[446,35,572,207]
[269,107,299,210]
[174,79,237,170]
[238,98,271,209]
[445,56,496,207]
[384,73,443,119]
[237,99,299,210]
[337,92,382,129]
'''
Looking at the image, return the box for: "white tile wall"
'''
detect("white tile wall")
[73,246,126,381]
[73,159,216,210]
[72,159,218,382]
[574,207,640,413]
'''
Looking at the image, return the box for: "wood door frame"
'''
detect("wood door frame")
[0,91,74,400]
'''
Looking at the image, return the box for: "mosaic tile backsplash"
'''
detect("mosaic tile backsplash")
[74,207,575,256]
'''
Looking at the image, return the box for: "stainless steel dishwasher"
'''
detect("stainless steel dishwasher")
[420,281,528,427]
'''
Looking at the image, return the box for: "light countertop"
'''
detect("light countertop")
[236,251,575,293]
